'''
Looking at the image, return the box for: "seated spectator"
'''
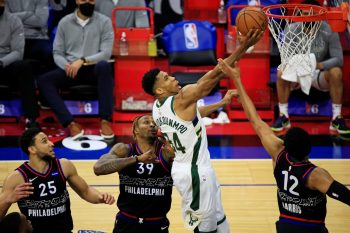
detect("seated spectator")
[0,212,33,233]
[5,0,54,72]
[95,0,149,27]
[271,0,350,134]
[38,0,115,140]
[0,0,40,129]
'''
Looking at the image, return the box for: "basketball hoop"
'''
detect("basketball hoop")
[263,3,349,73]
[263,4,326,73]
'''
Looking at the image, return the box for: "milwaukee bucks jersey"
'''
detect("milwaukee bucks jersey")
[153,96,211,165]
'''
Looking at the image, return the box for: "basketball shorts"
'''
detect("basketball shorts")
[312,70,329,92]
[172,162,228,232]
[276,220,329,233]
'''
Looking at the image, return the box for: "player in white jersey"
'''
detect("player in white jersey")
[141,29,263,233]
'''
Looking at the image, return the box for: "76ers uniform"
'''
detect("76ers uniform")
[274,150,328,233]
[114,140,173,233]
[16,159,73,233]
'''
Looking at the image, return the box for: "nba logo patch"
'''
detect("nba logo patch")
[183,23,199,49]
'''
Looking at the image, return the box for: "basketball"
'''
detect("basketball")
[235,7,268,35]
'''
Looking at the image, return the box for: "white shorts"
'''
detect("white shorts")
[172,162,227,232]
[311,70,329,92]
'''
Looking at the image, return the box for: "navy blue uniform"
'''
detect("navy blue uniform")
[113,140,173,233]
[274,150,328,233]
[16,158,73,233]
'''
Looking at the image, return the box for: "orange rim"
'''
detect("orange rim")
[263,4,327,22]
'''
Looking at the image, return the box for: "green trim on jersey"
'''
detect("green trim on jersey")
[190,136,202,211]
[170,96,176,115]
[156,96,170,108]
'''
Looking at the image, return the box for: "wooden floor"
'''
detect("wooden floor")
[1,160,349,233]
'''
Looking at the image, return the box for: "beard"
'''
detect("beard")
[42,154,54,162]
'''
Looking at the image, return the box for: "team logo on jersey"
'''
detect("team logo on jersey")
[183,23,199,49]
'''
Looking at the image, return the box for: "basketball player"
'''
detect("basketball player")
[94,115,174,233]
[93,90,236,233]
[141,29,263,232]
[0,128,115,233]
[218,58,350,233]
[0,212,33,233]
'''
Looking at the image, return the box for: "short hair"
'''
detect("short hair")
[19,128,41,155]
[302,0,321,6]
[284,127,312,161]
[0,212,21,233]
[142,68,160,96]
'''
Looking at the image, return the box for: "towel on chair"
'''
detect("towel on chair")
[281,53,316,95]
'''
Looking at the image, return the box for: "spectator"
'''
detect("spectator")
[0,128,115,233]
[5,0,54,72]
[95,0,149,27]
[271,0,350,134]
[38,0,115,140]
[0,0,40,129]
[0,212,33,233]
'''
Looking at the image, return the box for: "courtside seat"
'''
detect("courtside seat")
[162,20,221,104]
[60,85,99,116]
[0,85,22,120]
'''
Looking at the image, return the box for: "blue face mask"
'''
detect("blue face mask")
[0,6,4,16]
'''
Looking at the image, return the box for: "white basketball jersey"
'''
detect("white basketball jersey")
[153,96,211,165]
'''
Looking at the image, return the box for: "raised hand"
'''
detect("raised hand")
[221,89,239,106]
[238,29,264,48]
[218,59,240,81]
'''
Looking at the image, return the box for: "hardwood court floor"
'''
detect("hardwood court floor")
[1,160,349,233]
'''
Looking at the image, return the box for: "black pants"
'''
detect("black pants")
[113,215,170,233]
[0,60,39,119]
[38,61,114,126]
[276,220,329,233]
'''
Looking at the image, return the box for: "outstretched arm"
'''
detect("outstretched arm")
[61,159,115,205]
[178,30,264,105]
[218,58,284,164]
[307,167,350,205]
[198,89,238,117]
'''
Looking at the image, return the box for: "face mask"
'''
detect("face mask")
[79,3,94,17]
[0,6,4,16]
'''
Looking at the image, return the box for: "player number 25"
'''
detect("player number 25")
[39,181,57,197]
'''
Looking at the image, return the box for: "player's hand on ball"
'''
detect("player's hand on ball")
[238,29,264,48]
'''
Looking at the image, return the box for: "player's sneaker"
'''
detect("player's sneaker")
[330,116,350,134]
[271,114,291,132]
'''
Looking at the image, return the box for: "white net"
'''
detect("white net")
[265,5,326,73]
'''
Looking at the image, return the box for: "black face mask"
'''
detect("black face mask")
[79,3,94,17]
[0,6,5,16]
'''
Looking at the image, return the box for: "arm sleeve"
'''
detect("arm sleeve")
[53,22,69,70]
[0,18,25,67]
[85,19,114,62]
[326,180,350,206]
[320,32,343,70]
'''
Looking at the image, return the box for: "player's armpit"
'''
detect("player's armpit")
[326,180,350,206]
